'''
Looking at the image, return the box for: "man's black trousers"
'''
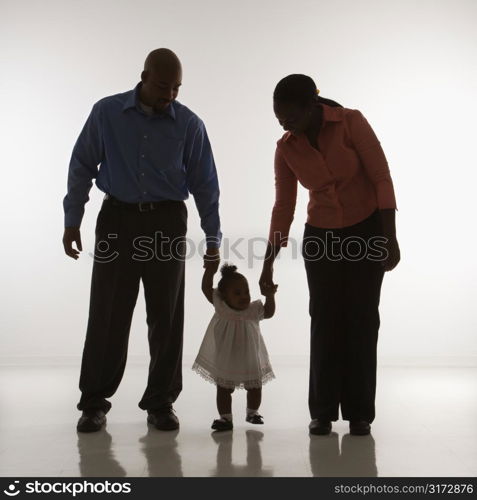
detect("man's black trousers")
[77,196,187,413]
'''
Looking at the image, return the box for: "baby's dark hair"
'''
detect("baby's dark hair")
[273,74,343,108]
[218,264,246,295]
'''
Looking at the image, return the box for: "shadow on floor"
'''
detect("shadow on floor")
[209,429,274,477]
[309,432,377,477]
[77,430,127,477]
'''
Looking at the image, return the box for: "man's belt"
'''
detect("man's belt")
[104,193,181,212]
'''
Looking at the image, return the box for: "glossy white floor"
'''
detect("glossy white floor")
[1,362,476,477]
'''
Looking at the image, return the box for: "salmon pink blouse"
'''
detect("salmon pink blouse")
[268,104,397,247]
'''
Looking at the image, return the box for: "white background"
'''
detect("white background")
[1,0,476,366]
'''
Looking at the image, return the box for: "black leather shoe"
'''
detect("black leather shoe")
[350,420,371,435]
[211,418,233,431]
[147,407,179,431]
[77,410,107,433]
[246,413,264,424]
[309,419,332,435]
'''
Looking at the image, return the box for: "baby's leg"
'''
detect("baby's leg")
[212,386,235,430]
[216,386,234,416]
[246,387,262,411]
[245,387,264,424]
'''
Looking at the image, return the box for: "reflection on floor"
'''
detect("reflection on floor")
[0,363,476,477]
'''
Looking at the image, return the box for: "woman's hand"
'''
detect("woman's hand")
[262,283,278,297]
[382,236,400,272]
[263,283,278,319]
[259,263,276,295]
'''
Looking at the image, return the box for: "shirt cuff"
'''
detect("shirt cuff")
[64,212,83,228]
[205,234,222,249]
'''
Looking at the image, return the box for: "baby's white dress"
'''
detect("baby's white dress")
[192,289,275,389]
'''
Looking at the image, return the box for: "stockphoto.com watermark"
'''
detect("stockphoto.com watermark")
[88,232,391,268]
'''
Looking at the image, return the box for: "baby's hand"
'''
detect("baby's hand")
[261,283,278,297]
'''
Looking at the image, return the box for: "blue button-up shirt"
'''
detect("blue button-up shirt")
[63,83,222,247]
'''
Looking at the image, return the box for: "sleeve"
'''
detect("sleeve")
[267,147,298,247]
[63,102,104,227]
[212,288,225,314]
[249,300,265,321]
[347,109,397,210]
[184,118,222,248]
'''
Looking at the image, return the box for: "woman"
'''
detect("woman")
[259,74,400,436]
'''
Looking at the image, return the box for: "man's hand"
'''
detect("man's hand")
[63,226,82,260]
[381,236,400,272]
[203,247,220,272]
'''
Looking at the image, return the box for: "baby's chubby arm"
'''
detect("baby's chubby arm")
[263,284,278,319]
[201,266,217,304]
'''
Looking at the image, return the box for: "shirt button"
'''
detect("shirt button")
[143,191,147,195]
[143,135,148,139]
[141,173,145,176]
[141,154,145,158]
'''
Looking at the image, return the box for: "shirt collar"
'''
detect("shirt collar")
[122,82,176,120]
[283,104,343,142]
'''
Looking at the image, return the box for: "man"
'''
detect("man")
[63,49,221,432]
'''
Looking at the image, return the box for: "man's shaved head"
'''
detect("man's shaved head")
[140,48,182,113]
[144,48,182,73]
